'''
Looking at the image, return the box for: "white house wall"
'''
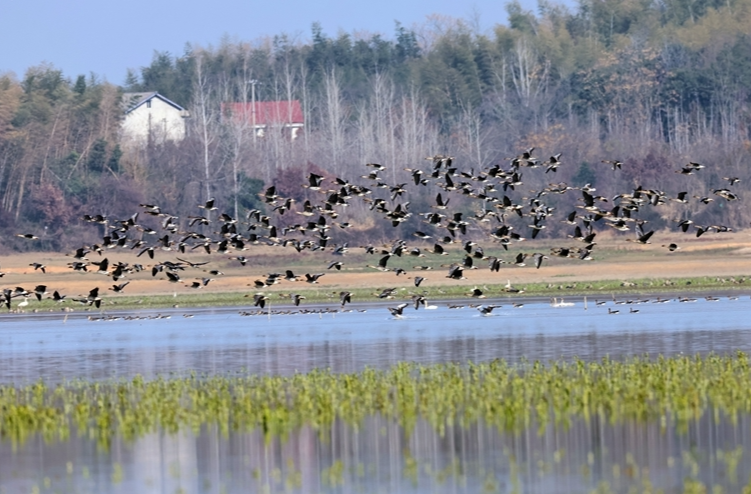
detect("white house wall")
[121,98,187,147]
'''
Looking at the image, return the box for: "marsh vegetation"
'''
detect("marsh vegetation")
[1,354,748,447]
[3,354,751,492]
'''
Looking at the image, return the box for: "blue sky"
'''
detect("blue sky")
[2,0,575,85]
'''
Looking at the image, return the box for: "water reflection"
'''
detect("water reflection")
[2,412,749,493]
[1,298,751,383]
[3,298,751,492]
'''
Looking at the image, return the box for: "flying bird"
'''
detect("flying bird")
[388,303,409,318]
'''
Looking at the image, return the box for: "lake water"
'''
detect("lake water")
[1,296,750,383]
[1,296,751,493]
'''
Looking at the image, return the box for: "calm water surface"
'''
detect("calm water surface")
[1,296,750,383]
[3,412,749,494]
[2,296,751,493]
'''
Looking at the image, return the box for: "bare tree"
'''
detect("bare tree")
[456,102,493,170]
[299,61,311,157]
[322,70,348,174]
[222,80,253,220]
[509,36,552,131]
[191,51,221,205]
[394,87,439,167]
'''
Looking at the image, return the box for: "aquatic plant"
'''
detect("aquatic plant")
[1,353,750,449]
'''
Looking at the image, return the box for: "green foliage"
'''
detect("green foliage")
[413,31,490,129]
[107,144,122,173]
[506,1,538,33]
[711,34,751,92]
[235,173,265,212]
[12,66,69,126]
[394,21,420,61]
[124,69,140,90]
[6,2,751,248]
[117,4,751,138]
[0,354,749,449]
[133,50,193,106]
[86,138,107,173]
[73,75,86,96]
[661,0,733,25]
[140,51,179,96]
[56,152,80,177]
[21,64,67,101]
[588,0,655,46]
[54,152,95,201]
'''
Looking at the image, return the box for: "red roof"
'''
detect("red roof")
[222,100,303,126]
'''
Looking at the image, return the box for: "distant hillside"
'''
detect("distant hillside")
[1,0,751,251]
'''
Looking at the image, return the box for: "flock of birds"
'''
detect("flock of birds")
[77,292,746,322]
[3,148,742,319]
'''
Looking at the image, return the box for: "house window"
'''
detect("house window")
[146,100,151,109]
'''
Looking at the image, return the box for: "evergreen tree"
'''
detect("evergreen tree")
[87,139,107,173]
[73,75,86,96]
[107,144,122,173]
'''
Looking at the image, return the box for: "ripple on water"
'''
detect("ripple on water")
[0,297,750,383]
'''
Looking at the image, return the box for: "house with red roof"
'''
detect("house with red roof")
[222,100,304,139]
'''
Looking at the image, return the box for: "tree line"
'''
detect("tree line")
[1,0,751,251]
